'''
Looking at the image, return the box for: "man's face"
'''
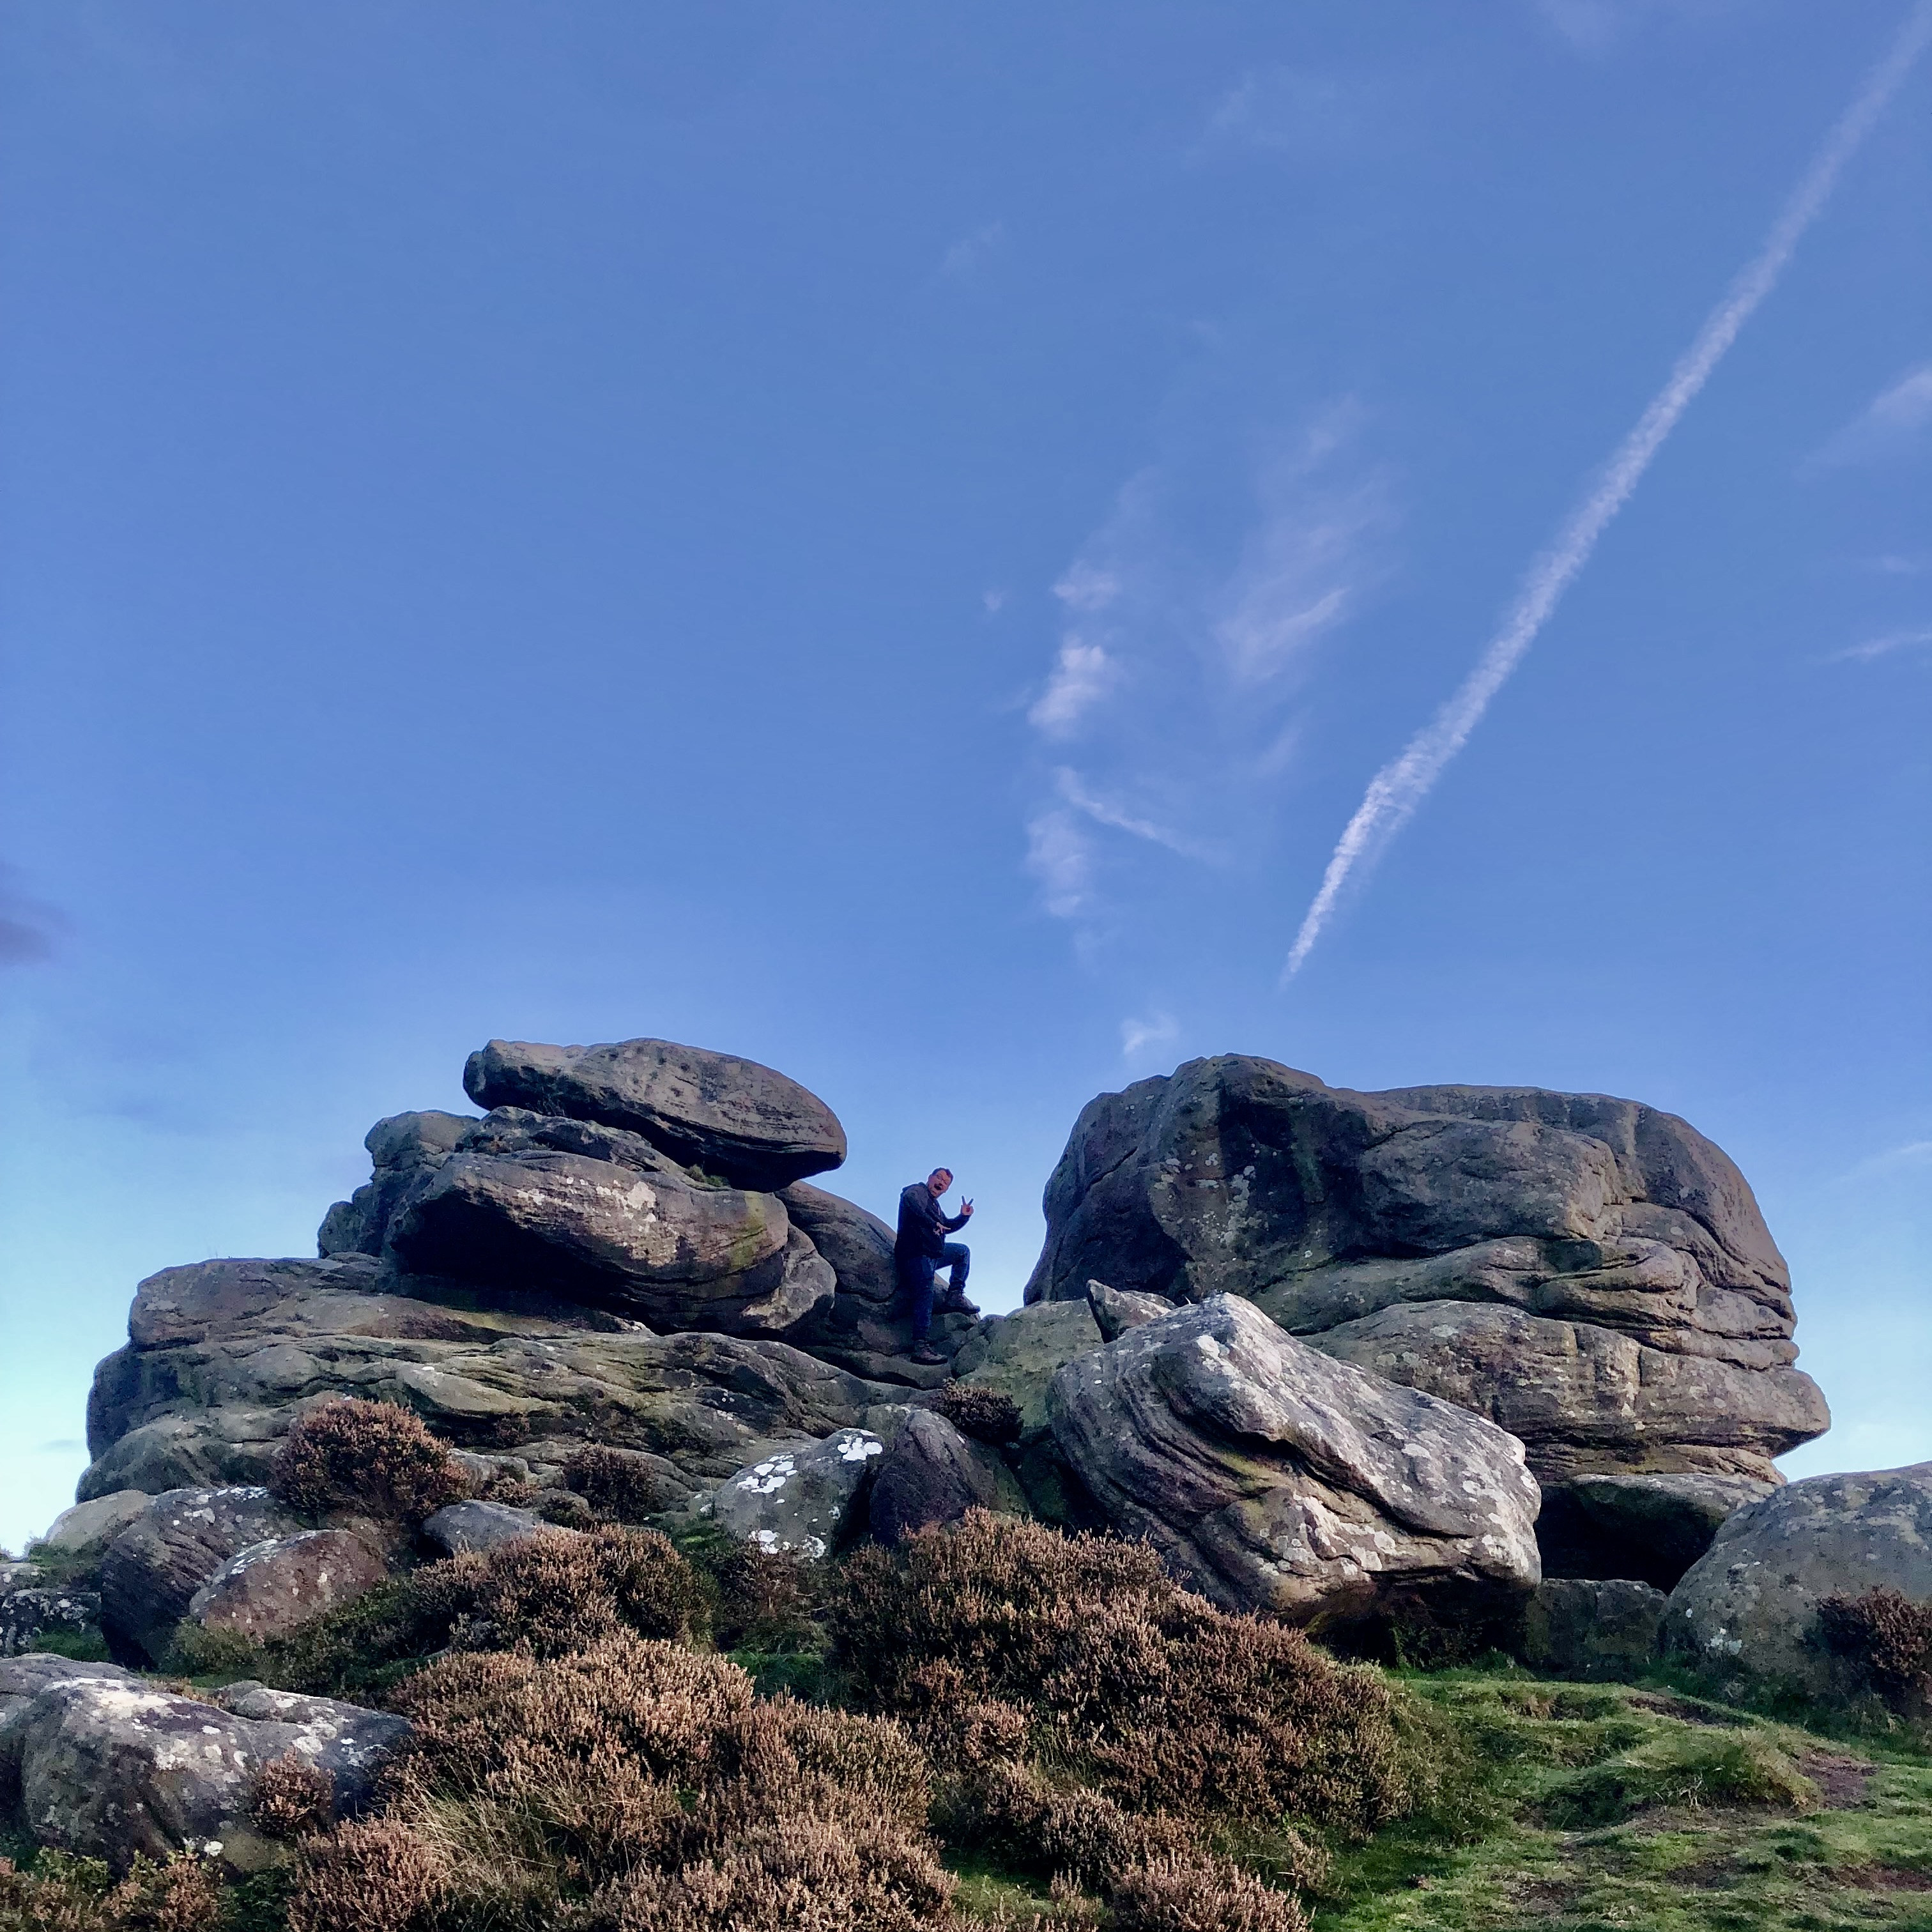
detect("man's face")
[928,1170,953,1196]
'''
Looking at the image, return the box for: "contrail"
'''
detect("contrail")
[1283,1,1932,983]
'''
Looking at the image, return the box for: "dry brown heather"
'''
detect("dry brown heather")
[269,1398,468,1523]
[832,1511,1432,1837]
[562,1445,679,1523]
[932,1384,1025,1446]
[1817,1586,1932,1714]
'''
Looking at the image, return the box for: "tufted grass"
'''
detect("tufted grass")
[1308,1671,1932,1932]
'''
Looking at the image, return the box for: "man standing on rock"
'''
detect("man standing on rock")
[896,1167,976,1365]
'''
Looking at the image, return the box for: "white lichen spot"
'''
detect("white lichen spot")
[837,1435,884,1464]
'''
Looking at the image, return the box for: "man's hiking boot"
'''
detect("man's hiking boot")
[938,1290,979,1317]
[910,1341,946,1366]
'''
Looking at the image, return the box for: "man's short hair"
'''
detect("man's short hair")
[929,1167,953,1184]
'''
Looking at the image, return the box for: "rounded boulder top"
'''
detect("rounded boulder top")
[461,1036,847,1192]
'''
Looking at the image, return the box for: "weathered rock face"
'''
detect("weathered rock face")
[185,1530,389,1643]
[1025,1057,1826,1486]
[1515,1579,1667,1682]
[867,1411,1028,1545]
[1665,1462,1932,1699]
[1535,1473,1773,1590]
[1048,1294,1542,1626]
[0,1582,102,1660]
[100,1488,308,1665]
[0,1659,407,1873]
[464,1037,847,1190]
[705,1429,885,1560]
[1087,1279,1177,1342]
[79,1254,900,1508]
[318,1110,473,1258]
[388,1139,834,1338]
[421,1501,562,1557]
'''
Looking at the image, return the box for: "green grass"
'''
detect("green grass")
[1310,1671,1932,1932]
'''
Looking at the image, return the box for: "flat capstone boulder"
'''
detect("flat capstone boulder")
[705,1429,885,1560]
[464,1036,847,1190]
[1048,1294,1542,1627]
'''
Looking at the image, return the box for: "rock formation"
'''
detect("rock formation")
[1047,1294,1543,1626]
[1023,1058,1828,1541]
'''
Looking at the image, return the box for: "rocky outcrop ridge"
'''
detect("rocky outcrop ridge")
[1023,1057,1827,1491]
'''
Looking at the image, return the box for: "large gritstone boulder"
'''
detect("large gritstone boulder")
[185,1529,390,1643]
[78,1255,900,1511]
[1665,1462,1932,1701]
[463,1036,847,1190]
[99,1488,307,1665]
[1024,1058,1827,1494]
[387,1127,834,1337]
[1047,1294,1541,1626]
[0,1659,407,1873]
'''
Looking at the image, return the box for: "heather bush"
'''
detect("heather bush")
[270,1399,467,1524]
[285,1632,954,1931]
[1107,1854,1309,1932]
[831,1512,1430,1838]
[933,1383,1023,1447]
[1817,1586,1932,1713]
[0,1850,224,1931]
[564,1445,677,1523]
[249,1757,335,1840]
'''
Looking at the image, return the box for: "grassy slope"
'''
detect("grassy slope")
[1309,1673,1932,1932]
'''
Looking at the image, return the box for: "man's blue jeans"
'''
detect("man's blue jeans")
[903,1242,970,1340]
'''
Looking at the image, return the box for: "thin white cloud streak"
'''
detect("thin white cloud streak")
[1283,2,1932,983]
[1828,626,1932,663]
[1055,769,1220,862]
[1024,809,1092,916]
[1028,640,1117,736]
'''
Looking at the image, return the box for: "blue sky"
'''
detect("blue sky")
[2,2,1927,1552]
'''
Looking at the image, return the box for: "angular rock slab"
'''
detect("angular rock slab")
[464,1036,847,1190]
[0,1662,407,1873]
[706,1429,885,1560]
[1536,1472,1774,1590]
[389,1146,834,1337]
[1665,1462,1932,1700]
[186,1529,390,1642]
[99,1488,307,1666]
[1515,1579,1667,1682]
[1086,1278,1176,1342]
[1022,1056,1825,1482]
[868,1410,1029,1545]
[1308,1301,1825,1487]
[1048,1294,1542,1625]
[318,1109,473,1259]
[32,1492,153,1571]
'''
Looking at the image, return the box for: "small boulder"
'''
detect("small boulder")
[1085,1278,1174,1342]
[31,1492,153,1572]
[98,1488,306,1666]
[1515,1579,1667,1681]
[867,1411,1029,1545]
[463,1036,847,1190]
[1048,1294,1542,1626]
[185,1530,390,1643]
[420,1500,563,1556]
[1538,1473,1774,1590]
[3,1664,407,1873]
[706,1430,884,1560]
[1665,1461,1932,1700]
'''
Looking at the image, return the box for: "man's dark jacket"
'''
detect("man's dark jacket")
[895,1182,966,1277]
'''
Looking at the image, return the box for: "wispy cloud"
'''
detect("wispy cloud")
[1530,0,1721,56]
[1023,415,1391,923]
[1025,809,1093,918]
[939,220,1006,280]
[1121,1011,1180,1061]
[1207,67,1372,155]
[1028,640,1119,737]
[1827,626,1932,664]
[1839,1138,1932,1183]
[1811,362,1932,467]
[1284,2,1932,981]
